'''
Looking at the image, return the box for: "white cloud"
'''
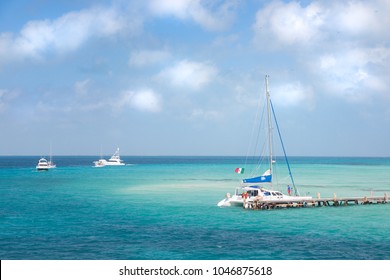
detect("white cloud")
[253,0,390,48]
[131,90,162,112]
[148,0,237,31]
[314,47,390,101]
[158,60,217,90]
[253,1,325,48]
[319,54,337,70]
[335,1,387,38]
[149,0,192,19]
[116,89,162,113]
[129,50,171,66]
[0,5,141,62]
[253,0,390,104]
[272,82,314,108]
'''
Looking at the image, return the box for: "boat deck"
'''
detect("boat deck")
[245,193,389,210]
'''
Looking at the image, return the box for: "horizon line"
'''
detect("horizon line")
[0,154,389,158]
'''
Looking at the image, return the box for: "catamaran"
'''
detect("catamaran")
[217,75,312,207]
[93,147,125,167]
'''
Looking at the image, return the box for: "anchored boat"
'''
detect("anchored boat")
[36,157,56,171]
[36,144,56,171]
[93,147,125,167]
[218,75,312,207]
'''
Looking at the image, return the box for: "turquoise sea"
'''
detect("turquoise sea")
[1,156,390,260]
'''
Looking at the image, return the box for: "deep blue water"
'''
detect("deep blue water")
[1,156,390,260]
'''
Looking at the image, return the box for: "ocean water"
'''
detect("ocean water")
[1,156,390,260]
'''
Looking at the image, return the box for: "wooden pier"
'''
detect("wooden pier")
[245,193,389,210]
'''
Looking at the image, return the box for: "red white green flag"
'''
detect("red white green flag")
[235,167,245,174]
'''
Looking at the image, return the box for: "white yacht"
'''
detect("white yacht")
[94,148,125,167]
[36,157,56,171]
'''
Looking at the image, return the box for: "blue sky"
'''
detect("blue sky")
[1,0,389,156]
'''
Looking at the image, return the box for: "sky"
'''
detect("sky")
[0,0,390,156]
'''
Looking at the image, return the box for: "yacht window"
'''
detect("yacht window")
[271,192,277,196]
[264,192,270,196]
[276,192,283,196]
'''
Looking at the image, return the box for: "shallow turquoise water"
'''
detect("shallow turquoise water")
[1,156,390,259]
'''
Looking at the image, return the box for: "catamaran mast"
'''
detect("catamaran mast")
[265,75,273,187]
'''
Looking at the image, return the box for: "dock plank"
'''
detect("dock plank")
[246,195,388,210]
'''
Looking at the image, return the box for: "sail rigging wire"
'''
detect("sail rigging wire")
[243,83,267,179]
[269,99,300,196]
[253,102,268,174]
[250,101,269,178]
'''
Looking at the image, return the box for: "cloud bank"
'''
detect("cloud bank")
[253,0,390,103]
[0,5,141,63]
[148,0,237,31]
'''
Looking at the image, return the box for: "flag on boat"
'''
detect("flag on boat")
[235,167,245,174]
[242,169,272,183]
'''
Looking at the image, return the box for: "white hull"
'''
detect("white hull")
[36,158,56,171]
[218,193,313,207]
[94,160,125,167]
[93,148,125,167]
[105,161,125,166]
[36,167,49,171]
[217,186,313,207]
